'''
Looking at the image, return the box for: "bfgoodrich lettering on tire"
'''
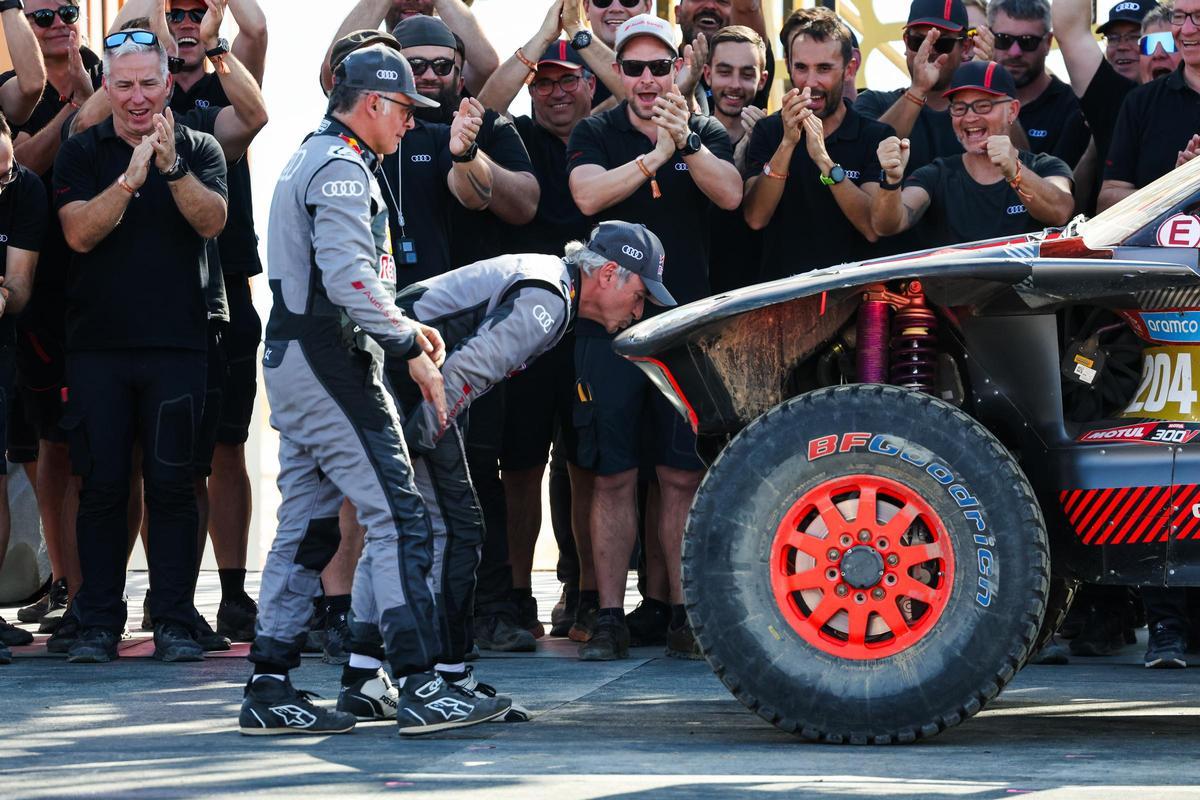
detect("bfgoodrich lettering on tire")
[684,384,1048,743]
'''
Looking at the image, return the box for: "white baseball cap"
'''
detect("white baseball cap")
[614,14,679,58]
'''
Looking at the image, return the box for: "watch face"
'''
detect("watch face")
[830,165,846,183]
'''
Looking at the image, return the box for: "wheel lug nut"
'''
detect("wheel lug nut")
[835,584,849,597]
[858,530,871,542]
[876,538,888,550]
[826,568,839,581]
[872,588,885,600]
[885,574,897,586]
[854,593,866,604]
[886,554,899,566]
[840,534,853,547]
[827,549,840,561]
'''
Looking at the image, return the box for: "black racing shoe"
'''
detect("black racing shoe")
[153,622,205,663]
[626,599,671,647]
[216,595,258,642]
[665,621,704,660]
[337,668,399,720]
[194,615,232,652]
[67,627,120,663]
[578,614,630,661]
[239,676,357,735]
[549,587,577,638]
[395,672,510,736]
[1145,623,1188,669]
[442,666,531,723]
[474,613,537,652]
[0,615,33,647]
[512,592,544,639]
[322,610,351,665]
[0,642,10,664]
[46,612,80,655]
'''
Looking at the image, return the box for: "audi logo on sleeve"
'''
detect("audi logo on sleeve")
[322,180,365,197]
[621,245,644,260]
[411,154,432,163]
[377,69,399,80]
[532,304,556,333]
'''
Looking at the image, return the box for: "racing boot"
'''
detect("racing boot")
[395,672,510,735]
[239,675,357,735]
[323,607,352,665]
[337,667,399,720]
[440,665,531,722]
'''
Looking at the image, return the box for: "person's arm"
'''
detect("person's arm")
[200,2,268,161]
[988,139,1073,225]
[802,113,878,241]
[0,5,46,125]
[1071,137,1097,213]
[58,137,156,254]
[434,0,499,96]
[14,106,74,175]
[477,0,563,115]
[1097,178,1136,212]
[875,30,945,139]
[227,0,268,85]
[744,90,803,230]
[570,129,675,216]
[0,174,47,315]
[1096,91,1140,213]
[733,105,765,174]
[731,0,768,39]
[1052,0,1102,97]
[870,136,932,236]
[111,0,173,53]
[476,155,539,223]
[655,88,741,210]
[2,248,37,316]
[561,0,621,100]
[446,97,494,211]
[320,0,391,94]
[152,111,228,238]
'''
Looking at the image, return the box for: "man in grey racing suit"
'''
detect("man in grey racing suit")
[237,46,509,737]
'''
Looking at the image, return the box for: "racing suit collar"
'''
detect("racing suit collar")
[318,115,381,172]
[564,260,581,334]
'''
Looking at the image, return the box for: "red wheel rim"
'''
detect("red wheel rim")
[769,474,955,660]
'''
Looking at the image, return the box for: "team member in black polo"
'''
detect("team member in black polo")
[567,13,740,661]
[0,113,47,665]
[743,8,890,278]
[53,30,228,664]
[871,61,1073,248]
[675,0,775,114]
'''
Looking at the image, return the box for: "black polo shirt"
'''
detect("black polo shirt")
[1105,65,1200,189]
[53,118,228,352]
[379,119,455,283]
[1081,58,1137,170]
[744,103,893,278]
[510,115,594,256]
[180,106,230,322]
[0,165,48,345]
[906,150,1072,247]
[567,100,735,306]
[855,88,961,175]
[1020,75,1090,168]
[169,73,262,277]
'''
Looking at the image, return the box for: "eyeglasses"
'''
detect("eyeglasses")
[407,57,455,77]
[949,97,1007,116]
[1104,31,1141,45]
[591,0,643,8]
[1171,10,1200,27]
[531,74,583,96]
[377,94,414,120]
[0,165,15,190]
[619,58,674,77]
[166,9,205,24]
[903,31,965,55]
[26,4,79,28]
[104,29,158,49]
[992,32,1046,52]
[1140,31,1178,55]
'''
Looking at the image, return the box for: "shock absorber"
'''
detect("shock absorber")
[856,286,891,383]
[889,281,939,394]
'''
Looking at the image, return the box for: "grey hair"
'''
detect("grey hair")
[1142,4,1174,32]
[102,38,168,81]
[327,83,368,115]
[987,0,1051,31]
[564,240,633,286]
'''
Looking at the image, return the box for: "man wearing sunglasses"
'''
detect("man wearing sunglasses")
[872,60,1073,249]
[0,0,46,126]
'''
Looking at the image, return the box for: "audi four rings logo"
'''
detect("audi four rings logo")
[411,154,432,163]
[1113,1,1139,11]
[532,304,556,333]
[377,69,399,80]
[621,245,644,260]
[322,180,365,197]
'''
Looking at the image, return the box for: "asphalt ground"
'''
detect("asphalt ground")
[3,573,1200,799]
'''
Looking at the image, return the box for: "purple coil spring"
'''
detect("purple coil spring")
[889,306,939,393]
[856,299,890,383]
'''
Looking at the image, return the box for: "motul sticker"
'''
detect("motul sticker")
[1155,213,1200,248]
[1078,423,1157,443]
[1076,422,1200,444]
[1123,346,1200,421]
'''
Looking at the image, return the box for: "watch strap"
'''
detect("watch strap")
[451,142,479,163]
[0,1,24,13]
[679,131,702,157]
[161,155,189,182]
[879,169,903,191]
[571,30,592,50]
[205,38,230,58]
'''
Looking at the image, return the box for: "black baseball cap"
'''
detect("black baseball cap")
[1097,0,1158,34]
[906,0,968,32]
[943,60,1016,98]
[537,39,586,71]
[392,13,464,55]
[330,29,402,72]
[335,45,441,108]
[587,221,675,307]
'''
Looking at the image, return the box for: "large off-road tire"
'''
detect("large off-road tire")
[685,384,1049,744]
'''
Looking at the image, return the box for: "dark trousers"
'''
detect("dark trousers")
[64,349,206,633]
[467,389,513,613]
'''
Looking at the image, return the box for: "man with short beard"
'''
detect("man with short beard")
[743,8,889,278]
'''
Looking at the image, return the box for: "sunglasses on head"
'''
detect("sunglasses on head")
[903,30,965,55]
[591,0,643,8]
[26,4,79,28]
[104,29,158,49]
[407,57,456,77]
[166,9,205,24]
[619,58,674,77]
[993,32,1046,52]
[1140,31,1178,55]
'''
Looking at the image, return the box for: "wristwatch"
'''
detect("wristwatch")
[451,142,479,163]
[571,30,592,50]
[0,1,24,13]
[159,155,190,182]
[819,164,846,186]
[205,38,230,58]
[679,131,702,157]
[879,168,903,191]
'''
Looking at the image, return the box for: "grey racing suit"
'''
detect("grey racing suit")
[250,117,441,678]
[385,253,576,664]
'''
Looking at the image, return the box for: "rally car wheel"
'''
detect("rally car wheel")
[684,384,1048,744]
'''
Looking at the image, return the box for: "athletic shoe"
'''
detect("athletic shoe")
[626,599,670,647]
[475,613,537,652]
[239,676,357,735]
[443,666,531,722]
[1030,634,1070,665]
[569,596,598,643]
[323,609,351,665]
[1145,623,1188,669]
[46,613,80,654]
[194,615,232,652]
[0,642,10,664]
[337,669,398,720]
[549,587,577,638]
[578,614,629,661]
[512,592,545,639]
[19,578,63,624]
[665,621,704,660]
[395,672,510,736]
[1069,611,1124,657]
[216,595,258,642]
[0,616,33,647]
[67,627,120,663]
[153,622,205,663]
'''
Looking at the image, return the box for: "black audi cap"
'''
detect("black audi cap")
[1097,0,1158,34]
[906,0,968,32]
[587,221,675,307]
[335,45,440,108]
[943,60,1016,98]
[392,13,464,55]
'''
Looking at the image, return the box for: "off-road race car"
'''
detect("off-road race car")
[612,154,1200,745]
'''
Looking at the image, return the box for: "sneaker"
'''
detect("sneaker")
[474,613,537,652]
[569,596,598,643]
[1030,634,1070,665]
[47,613,80,654]
[18,578,62,624]
[443,666,531,723]
[194,615,232,652]
[626,599,670,647]
[512,592,544,639]
[0,642,10,664]
[323,609,351,665]
[549,587,577,638]
[0,616,33,647]
[239,675,357,735]
[153,622,205,663]
[578,614,629,661]
[1145,623,1188,669]
[1069,611,1124,657]
[665,621,704,660]
[67,627,120,663]
[337,669,398,720]
[216,595,258,642]
[395,672,510,736]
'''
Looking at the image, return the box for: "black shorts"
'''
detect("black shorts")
[499,330,577,471]
[216,274,261,445]
[8,386,38,464]
[16,322,67,443]
[0,347,15,474]
[570,323,703,476]
[194,323,227,477]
